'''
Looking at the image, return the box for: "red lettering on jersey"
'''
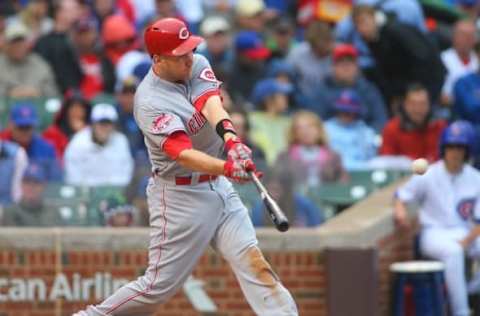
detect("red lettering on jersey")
[151,113,173,134]
[199,68,217,82]
[187,111,207,134]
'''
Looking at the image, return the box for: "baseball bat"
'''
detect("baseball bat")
[249,172,289,232]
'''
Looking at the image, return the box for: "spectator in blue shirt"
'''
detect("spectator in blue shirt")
[0,140,28,206]
[251,171,324,227]
[0,102,62,181]
[307,44,387,132]
[325,89,377,170]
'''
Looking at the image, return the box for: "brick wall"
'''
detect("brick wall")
[0,249,326,316]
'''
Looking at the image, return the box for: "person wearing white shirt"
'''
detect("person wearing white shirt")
[394,121,480,316]
[441,20,478,105]
[65,103,134,187]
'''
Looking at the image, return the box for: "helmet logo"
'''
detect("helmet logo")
[179,27,189,39]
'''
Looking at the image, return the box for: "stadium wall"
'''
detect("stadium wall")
[0,179,417,316]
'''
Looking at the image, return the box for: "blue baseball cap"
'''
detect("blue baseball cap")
[10,102,38,127]
[23,163,47,182]
[334,90,362,114]
[235,31,270,60]
[251,78,293,104]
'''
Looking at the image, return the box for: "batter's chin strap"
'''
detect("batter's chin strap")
[216,119,237,140]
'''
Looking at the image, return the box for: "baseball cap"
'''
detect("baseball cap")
[334,90,362,114]
[333,44,358,62]
[23,163,47,183]
[235,0,265,17]
[4,22,29,42]
[102,15,135,44]
[10,102,38,127]
[200,16,230,37]
[235,31,270,60]
[91,103,118,123]
[251,78,293,104]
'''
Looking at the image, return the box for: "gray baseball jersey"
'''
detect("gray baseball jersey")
[134,54,223,178]
[74,54,298,316]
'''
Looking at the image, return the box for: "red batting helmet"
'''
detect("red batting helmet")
[144,18,203,57]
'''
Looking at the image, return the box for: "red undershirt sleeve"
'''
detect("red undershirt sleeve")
[193,89,221,112]
[162,131,193,160]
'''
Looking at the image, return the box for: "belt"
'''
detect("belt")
[175,174,217,185]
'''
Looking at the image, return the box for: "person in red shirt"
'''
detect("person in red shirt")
[42,90,91,161]
[380,83,447,162]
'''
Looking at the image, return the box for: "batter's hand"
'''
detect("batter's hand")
[225,137,252,161]
[224,159,257,184]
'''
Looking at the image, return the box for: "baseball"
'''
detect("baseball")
[412,158,429,175]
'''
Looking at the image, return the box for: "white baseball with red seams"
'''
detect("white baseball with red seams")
[73,54,298,315]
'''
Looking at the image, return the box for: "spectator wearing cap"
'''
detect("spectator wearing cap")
[0,140,28,207]
[351,5,446,108]
[0,102,61,181]
[0,21,58,98]
[286,21,333,102]
[115,76,147,164]
[324,89,377,170]
[380,83,448,162]
[441,19,478,106]
[249,78,292,165]
[102,15,138,66]
[72,15,115,99]
[197,15,233,80]
[2,162,63,227]
[228,31,270,104]
[309,44,387,132]
[114,16,151,88]
[266,17,296,60]
[43,90,91,160]
[64,103,134,187]
[234,0,268,32]
[34,0,83,93]
[6,0,53,44]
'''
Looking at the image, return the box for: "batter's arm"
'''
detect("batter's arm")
[177,149,226,175]
[200,95,236,142]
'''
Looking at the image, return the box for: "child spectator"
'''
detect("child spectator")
[276,111,347,192]
[325,89,377,170]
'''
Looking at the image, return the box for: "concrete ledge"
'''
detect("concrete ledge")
[0,179,407,251]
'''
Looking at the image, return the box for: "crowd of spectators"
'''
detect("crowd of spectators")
[0,0,479,229]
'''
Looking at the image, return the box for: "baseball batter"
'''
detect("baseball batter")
[394,121,480,316]
[75,18,298,316]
